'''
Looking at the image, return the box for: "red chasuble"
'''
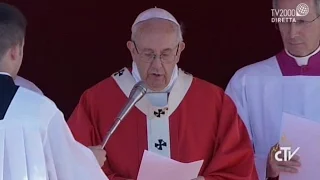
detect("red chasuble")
[68,67,258,180]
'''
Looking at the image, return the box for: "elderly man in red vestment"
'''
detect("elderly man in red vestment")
[68,7,258,180]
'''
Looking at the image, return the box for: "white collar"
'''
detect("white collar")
[131,61,178,93]
[0,72,11,77]
[285,45,320,66]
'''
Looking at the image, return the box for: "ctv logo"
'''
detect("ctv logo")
[274,147,300,161]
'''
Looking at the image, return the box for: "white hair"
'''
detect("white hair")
[131,19,184,42]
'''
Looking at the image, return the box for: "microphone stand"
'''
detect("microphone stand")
[100,97,137,149]
[100,117,122,149]
[100,81,147,149]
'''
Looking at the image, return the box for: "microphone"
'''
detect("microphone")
[100,81,148,149]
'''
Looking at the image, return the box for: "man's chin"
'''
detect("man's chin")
[146,81,167,92]
[286,46,308,57]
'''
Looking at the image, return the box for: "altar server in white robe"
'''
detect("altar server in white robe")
[225,0,320,179]
[14,75,43,94]
[0,3,108,180]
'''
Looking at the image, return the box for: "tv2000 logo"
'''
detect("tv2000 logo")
[271,3,309,22]
[271,3,309,17]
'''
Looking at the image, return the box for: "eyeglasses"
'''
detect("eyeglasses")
[275,15,320,29]
[132,41,180,63]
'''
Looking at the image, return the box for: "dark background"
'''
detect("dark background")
[6,0,283,119]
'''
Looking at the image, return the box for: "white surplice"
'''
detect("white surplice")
[0,87,108,180]
[14,76,43,95]
[225,56,320,180]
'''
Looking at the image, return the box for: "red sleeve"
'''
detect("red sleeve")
[68,90,132,180]
[202,93,258,180]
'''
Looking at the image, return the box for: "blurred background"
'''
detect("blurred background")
[6,0,283,119]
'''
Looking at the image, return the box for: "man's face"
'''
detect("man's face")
[278,0,320,56]
[127,19,185,91]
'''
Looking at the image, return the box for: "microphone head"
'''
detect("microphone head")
[129,81,148,101]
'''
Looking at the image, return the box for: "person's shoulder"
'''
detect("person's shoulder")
[15,76,36,87]
[189,76,237,109]
[15,76,43,95]
[14,76,27,82]
[83,67,133,96]
[231,55,279,79]
[15,87,62,127]
[18,87,59,114]
[20,86,56,105]
[192,76,224,93]
[191,76,225,99]
[83,75,117,96]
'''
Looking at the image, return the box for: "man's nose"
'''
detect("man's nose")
[289,23,298,39]
[150,55,163,68]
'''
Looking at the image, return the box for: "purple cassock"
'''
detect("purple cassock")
[225,47,320,180]
[277,49,320,76]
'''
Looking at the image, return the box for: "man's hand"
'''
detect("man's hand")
[88,145,107,167]
[191,176,205,180]
[267,143,301,178]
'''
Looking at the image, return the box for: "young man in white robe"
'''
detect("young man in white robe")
[0,3,108,180]
[225,0,320,179]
